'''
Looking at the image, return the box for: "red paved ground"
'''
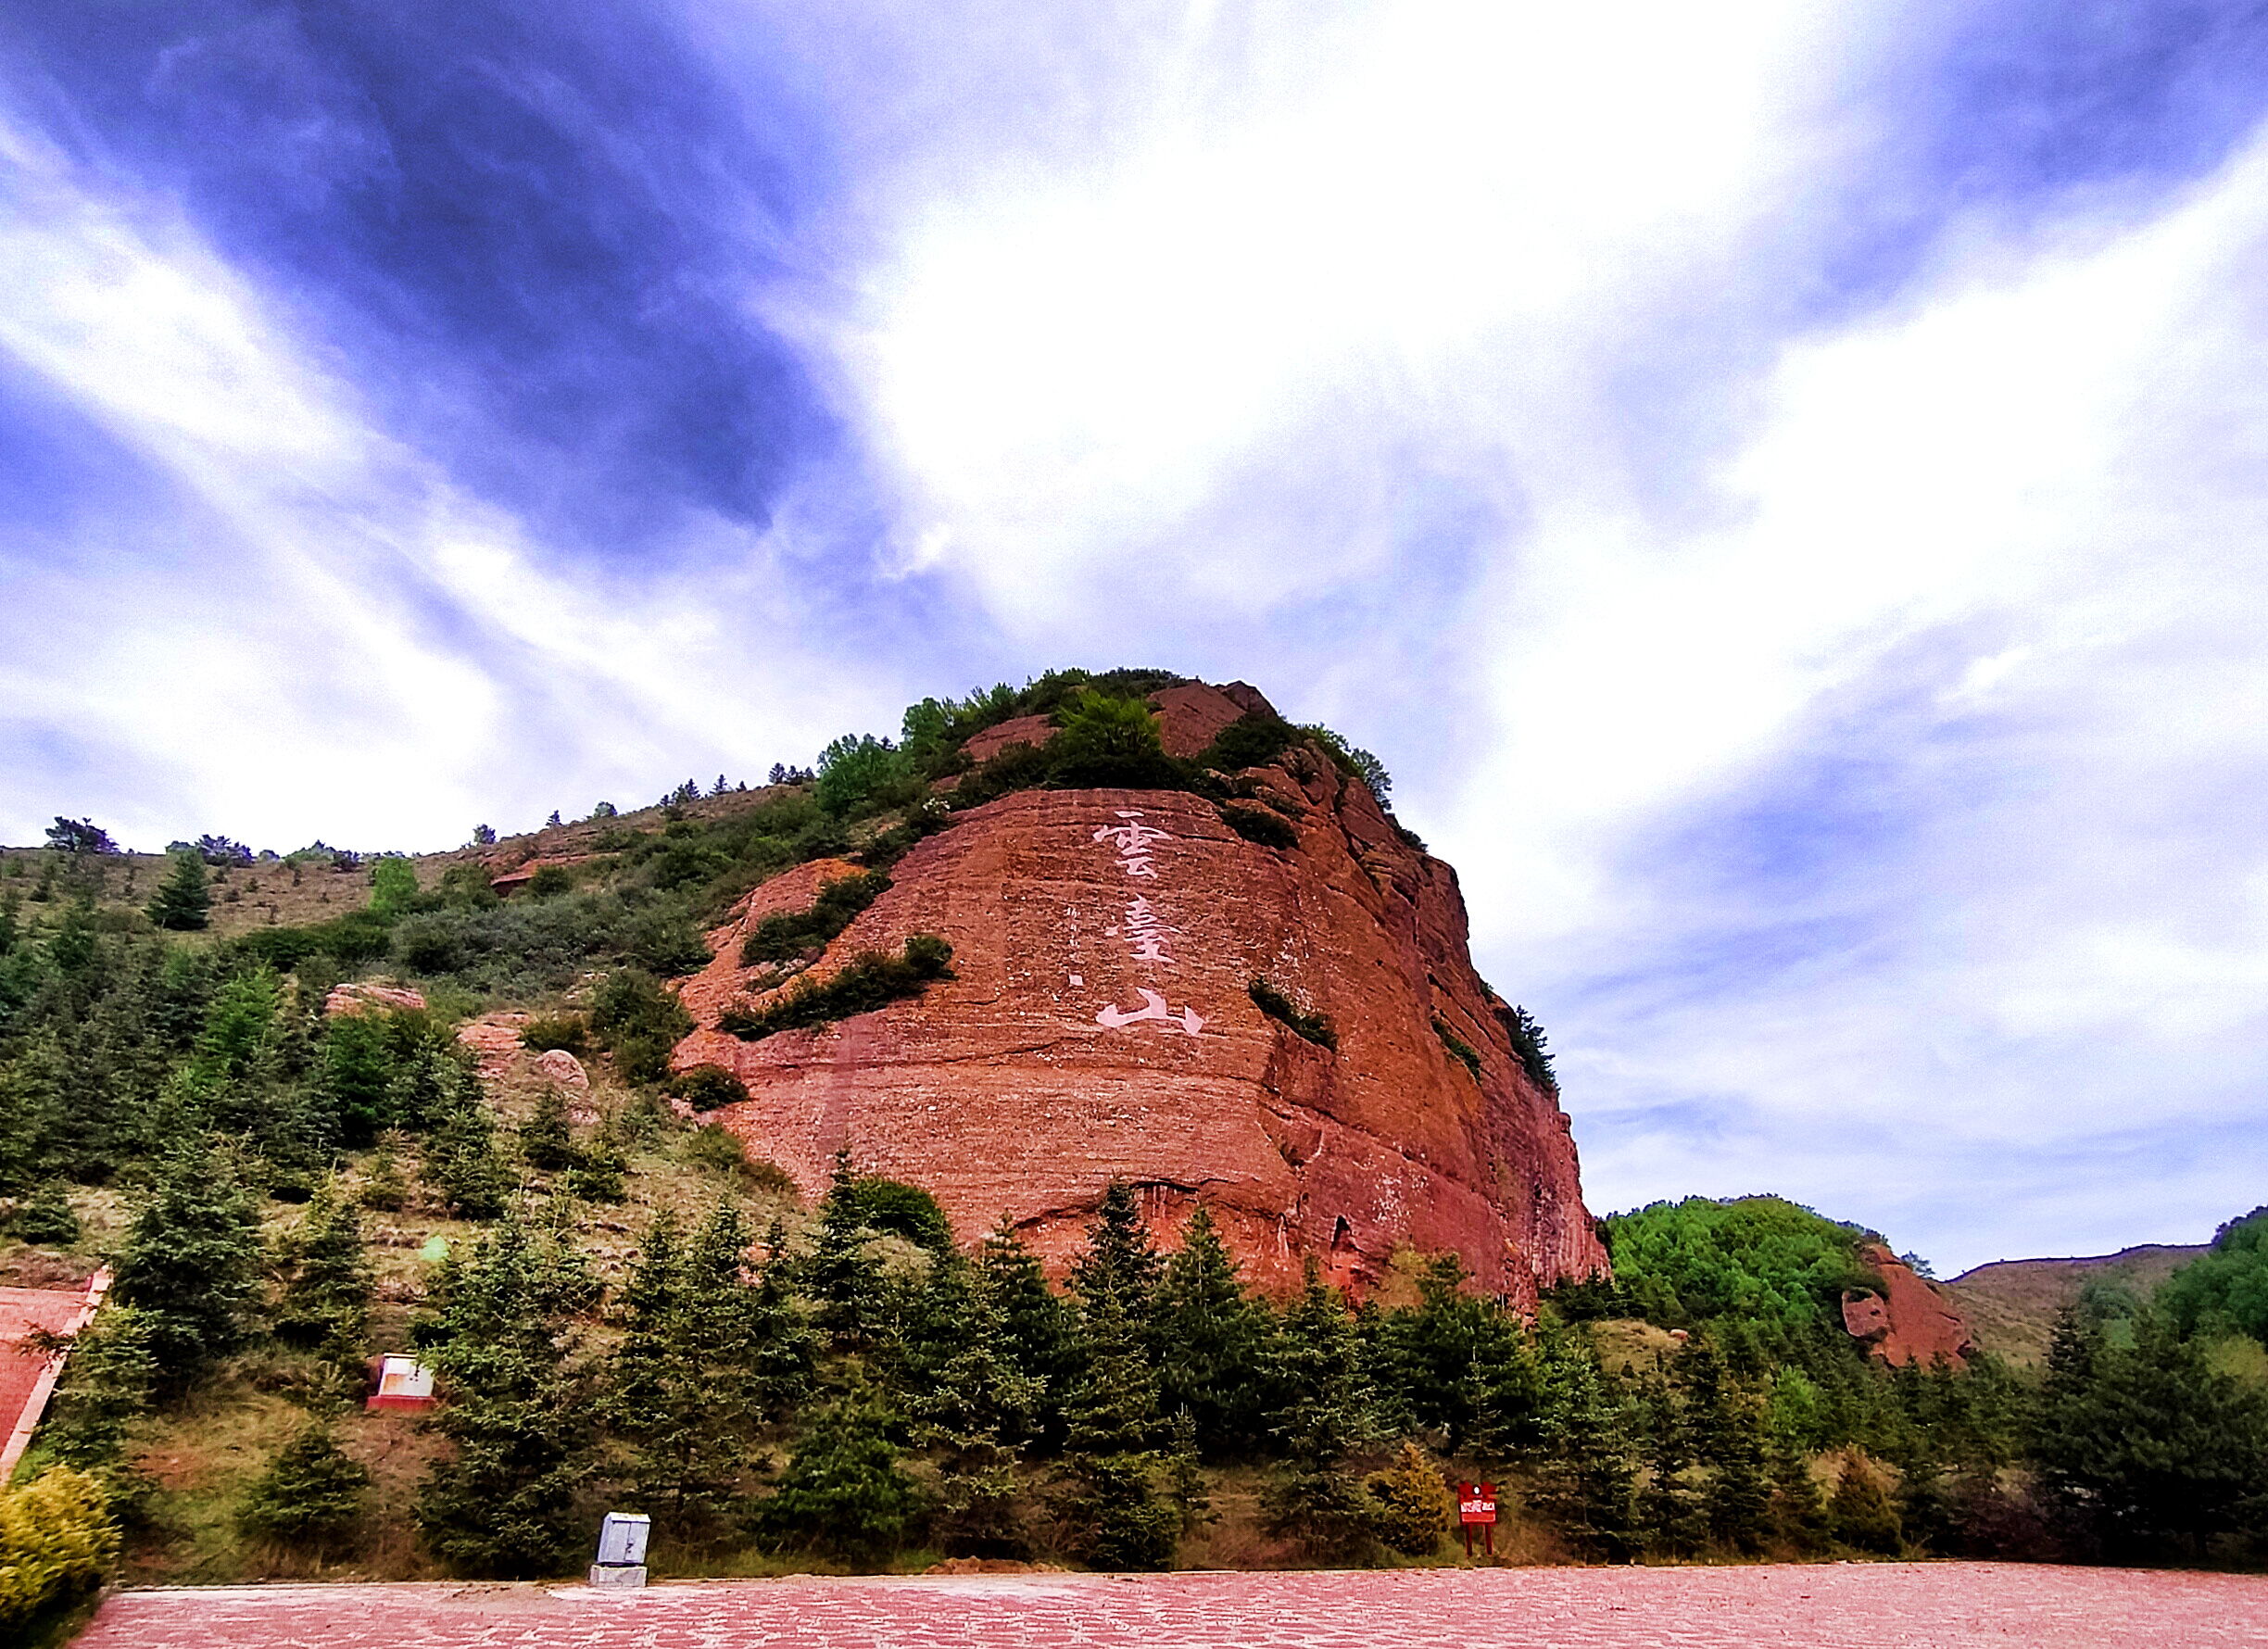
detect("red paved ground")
[78,1563,2268,1649]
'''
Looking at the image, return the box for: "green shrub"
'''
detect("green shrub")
[12,1182,80,1246]
[1432,1018,1482,1081]
[1052,690,1181,789]
[1495,1001,1556,1092]
[518,1013,588,1056]
[684,1124,751,1177]
[524,865,574,898]
[815,735,914,820]
[1249,977,1336,1050]
[237,1425,370,1555]
[2158,1205,2268,1348]
[740,872,891,966]
[839,1177,952,1252]
[1216,804,1298,850]
[718,936,954,1041]
[1368,1441,1452,1555]
[1196,711,1297,773]
[591,969,694,1085]
[673,1064,750,1109]
[0,1467,115,1633]
[369,857,420,917]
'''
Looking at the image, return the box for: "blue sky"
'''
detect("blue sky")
[4,2,2265,1272]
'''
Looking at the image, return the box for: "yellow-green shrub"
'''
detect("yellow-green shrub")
[0,1466,116,1629]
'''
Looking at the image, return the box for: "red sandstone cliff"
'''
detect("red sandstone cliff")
[1840,1243,1974,1367]
[673,682,1607,1306]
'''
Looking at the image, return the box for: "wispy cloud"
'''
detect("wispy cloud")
[4,1,2265,1265]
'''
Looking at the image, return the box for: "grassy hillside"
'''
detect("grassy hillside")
[1947,1245,2206,1368]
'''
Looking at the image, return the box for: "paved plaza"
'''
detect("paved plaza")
[76,1563,2268,1649]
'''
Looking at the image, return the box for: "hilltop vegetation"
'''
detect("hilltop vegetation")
[1,671,2263,1594]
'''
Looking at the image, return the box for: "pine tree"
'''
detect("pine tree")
[1768,1441,1830,1554]
[1062,1181,1176,1570]
[1368,1440,1452,1555]
[914,1252,1047,1555]
[423,1099,513,1220]
[803,1148,889,1346]
[1828,1449,1903,1554]
[112,1138,263,1393]
[611,1200,785,1539]
[39,1304,158,1516]
[1152,1205,1274,1460]
[518,1087,574,1171]
[1533,1344,1636,1560]
[238,1423,371,1555]
[1263,1259,1378,1562]
[762,1383,920,1566]
[358,1130,409,1212]
[414,1207,600,1577]
[270,1178,374,1374]
[1636,1374,1702,1557]
[145,851,211,932]
[976,1216,1075,1443]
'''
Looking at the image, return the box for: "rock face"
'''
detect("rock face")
[674,682,1607,1306]
[326,982,426,1017]
[1842,1243,1974,1367]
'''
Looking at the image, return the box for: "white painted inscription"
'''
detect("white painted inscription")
[1090,810,1204,1038]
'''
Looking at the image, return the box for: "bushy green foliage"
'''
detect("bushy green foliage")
[1248,977,1336,1050]
[368,857,419,917]
[671,1064,749,1110]
[0,1467,115,1633]
[739,872,891,966]
[1051,690,1180,790]
[1153,1206,1275,1460]
[716,936,954,1040]
[1264,1261,1379,1562]
[1495,1001,1556,1091]
[2158,1205,2268,1348]
[269,1178,374,1367]
[761,1386,921,1563]
[147,850,213,932]
[815,735,914,820]
[517,1013,587,1055]
[590,967,696,1085]
[414,1208,600,1577]
[12,1181,80,1245]
[1298,724,1392,805]
[112,1139,264,1393]
[519,1088,574,1171]
[1581,1195,1880,1352]
[1196,711,1298,773]
[1216,803,1299,850]
[2031,1304,2268,1562]
[237,1425,370,1554]
[1432,1018,1482,1080]
[1368,1441,1451,1555]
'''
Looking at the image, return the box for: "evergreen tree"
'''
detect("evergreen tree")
[1262,1259,1378,1562]
[1767,1441,1831,1555]
[1533,1343,1636,1560]
[2030,1305,2268,1561]
[423,1099,513,1220]
[359,1130,409,1212]
[802,1148,890,1346]
[611,1200,791,1539]
[320,1013,395,1147]
[38,1304,158,1515]
[145,851,211,932]
[1152,1205,1273,1460]
[1828,1449,1903,1554]
[519,1087,574,1171]
[762,1384,920,1566]
[1062,1181,1176,1570]
[975,1216,1076,1444]
[1368,1440,1452,1555]
[270,1178,374,1374]
[1636,1374,1702,1557]
[112,1139,263,1393]
[238,1423,371,1555]
[913,1252,1047,1555]
[414,1206,600,1577]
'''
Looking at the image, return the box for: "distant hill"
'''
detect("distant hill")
[1947,1243,2207,1366]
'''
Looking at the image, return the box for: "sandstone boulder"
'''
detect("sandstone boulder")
[325,982,425,1017]
[536,1048,589,1089]
[674,703,1606,1305]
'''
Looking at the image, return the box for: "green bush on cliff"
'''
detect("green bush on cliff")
[1575,1196,1881,1350]
[1249,977,1336,1050]
[740,871,891,966]
[717,935,955,1041]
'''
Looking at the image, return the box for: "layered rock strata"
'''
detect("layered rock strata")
[674,684,1606,1304]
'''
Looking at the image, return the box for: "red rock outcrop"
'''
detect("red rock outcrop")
[674,683,1607,1306]
[1842,1243,1974,1366]
[326,982,426,1017]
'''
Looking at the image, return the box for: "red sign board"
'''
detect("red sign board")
[1457,1482,1498,1526]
